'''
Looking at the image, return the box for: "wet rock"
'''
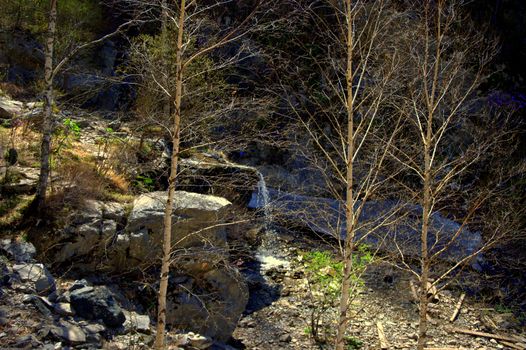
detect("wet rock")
[13,263,55,295]
[70,286,125,328]
[250,189,483,263]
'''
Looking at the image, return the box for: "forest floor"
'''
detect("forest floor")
[1,96,525,349]
[233,229,526,350]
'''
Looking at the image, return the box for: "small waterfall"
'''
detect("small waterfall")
[256,172,271,229]
[252,171,289,271]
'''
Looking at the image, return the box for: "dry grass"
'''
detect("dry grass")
[0,194,33,233]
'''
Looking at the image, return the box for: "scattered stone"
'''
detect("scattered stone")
[70,286,125,328]
[83,323,106,334]
[279,333,292,343]
[51,321,86,343]
[0,239,36,263]
[13,263,55,295]
[14,334,41,348]
[123,310,150,333]
[53,303,75,316]
[187,332,213,349]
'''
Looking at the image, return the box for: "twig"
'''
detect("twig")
[498,341,525,350]
[409,279,418,302]
[449,292,465,322]
[446,326,520,343]
[377,321,390,349]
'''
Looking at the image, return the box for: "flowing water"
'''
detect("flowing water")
[252,171,290,271]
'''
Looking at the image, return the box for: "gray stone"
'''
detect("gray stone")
[1,167,40,194]
[279,334,292,343]
[70,286,125,328]
[250,189,483,263]
[13,263,55,295]
[54,303,75,316]
[113,191,231,270]
[187,332,213,349]
[51,321,86,343]
[83,323,106,334]
[166,263,248,343]
[123,310,150,333]
[0,239,36,263]
[0,95,24,118]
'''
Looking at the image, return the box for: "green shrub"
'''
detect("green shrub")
[302,246,372,345]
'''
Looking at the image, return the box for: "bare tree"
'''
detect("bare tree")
[276,1,405,348]
[149,1,265,347]
[34,0,57,212]
[34,1,138,211]
[385,1,521,348]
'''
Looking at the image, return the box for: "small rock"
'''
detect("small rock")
[27,295,52,317]
[187,332,213,349]
[83,323,106,334]
[279,334,292,343]
[123,310,150,333]
[51,322,86,343]
[54,303,75,316]
[14,334,41,348]
[13,263,55,295]
[69,279,90,292]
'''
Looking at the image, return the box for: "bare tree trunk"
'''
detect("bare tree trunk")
[34,0,57,211]
[417,136,432,350]
[335,1,355,348]
[161,0,171,118]
[154,0,186,348]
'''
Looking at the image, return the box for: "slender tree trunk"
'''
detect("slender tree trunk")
[35,0,57,211]
[417,140,432,350]
[154,0,186,348]
[335,1,355,348]
[161,0,171,118]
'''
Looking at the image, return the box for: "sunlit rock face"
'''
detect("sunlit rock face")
[111,191,232,269]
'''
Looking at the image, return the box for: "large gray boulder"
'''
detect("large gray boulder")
[0,95,42,120]
[1,239,36,263]
[0,96,24,119]
[166,255,249,343]
[111,191,232,270]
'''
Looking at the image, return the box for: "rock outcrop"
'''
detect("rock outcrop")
[31,200,126,272]
[166,255,249,343]
[178,156,260,206]
[249,188,483,262]
[28,190,249,343]
[110,191,232,270]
